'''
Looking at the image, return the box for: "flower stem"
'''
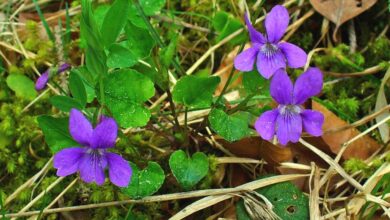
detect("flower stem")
[99,75,105,107]
[133,0,184,76]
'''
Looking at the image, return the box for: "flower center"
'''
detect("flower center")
[87,148,106,164]
[260,43,279,58]
[278,105,302,115]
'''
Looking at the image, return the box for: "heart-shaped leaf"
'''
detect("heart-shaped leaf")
[125,22,155,59]
[172,75,220,108]
[107,43,138,68]
[102,69,155,128]
[169,150,209,190]
[208,109,250,142]
[122,162,165,199]
[242,70,269,95]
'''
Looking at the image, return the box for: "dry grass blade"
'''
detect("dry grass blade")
[170,174,308,219]
[242,191,281,220]
[5,157,53,205]
[309,163,321,220]
[4,175,307,219]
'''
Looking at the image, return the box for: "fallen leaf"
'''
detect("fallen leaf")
[219,137,293,166]
[314,101,380,160]
[310,0,377,27]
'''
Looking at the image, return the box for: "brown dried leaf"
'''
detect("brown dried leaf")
[309,0,377,27]
[219,137,293,166]
[314,101,380,160]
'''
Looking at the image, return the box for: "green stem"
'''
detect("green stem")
[213,43,245,108]
[99,76,105,107]
[32,0,55,42]
[134,0,184,76]
[228,94,255,114]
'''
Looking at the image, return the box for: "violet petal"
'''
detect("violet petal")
[255,109,279,141]
[53,147,84,176]
[90,116,118,149]
[244,13,266,44]
[293,67,323,104]
[35,71,49,91]
[234,46,259,72]
[79,152,107,185]
[106,152,132,187]
[278,42,307,68]
[301,110,324,136]
[265,5,289,43]
[276,112,302,145]
[58,63,71,73]
[69,108,93,146]
[270,69,293,104]
[256,49,286,79]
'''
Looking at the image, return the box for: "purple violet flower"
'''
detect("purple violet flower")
[234,5,307,79]
[53,108,132,187]
[255,68,324,145]
[35,63,71,91]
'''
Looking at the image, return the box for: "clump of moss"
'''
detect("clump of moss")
[364,36,390,67]
[314,44,365,73]
[345,155,390,178]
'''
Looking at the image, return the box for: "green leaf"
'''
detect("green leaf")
[93,4,110,30]
[236,177,309,220]
[242,70,269,94]
[107,43,138,68]
[69,71,87,106]
[103,69,155,128]
[169,150,209,190]
[172,75,220,108]
[213,11,246,45]
[6,74,37,101]
[37,116,78,153]
[71,67,96,103]
[80,12,101,50]
[122,162,165,199]
[208,109,249,142]
[50,96,83,112]
[128,0,166,28]
[125,22,155,59]
[128,8,147,29]
[101,0,129,46]
[139,0,166,15]
[161,34,178,67]
[133,59,168,90]
[85,47,107,77]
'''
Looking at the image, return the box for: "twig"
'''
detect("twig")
[324,104,390,134]
[152,15,210,33]
[324,63,388,77]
